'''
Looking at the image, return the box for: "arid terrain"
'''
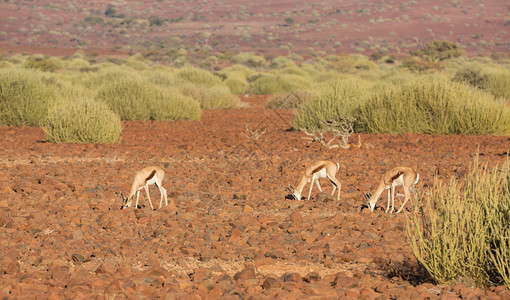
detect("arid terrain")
[0,0,508,59]
[1,96,509,298]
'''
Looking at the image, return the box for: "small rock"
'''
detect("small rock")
[5,260,20,275]
[95,261,116,275]
[190,268,209,283]
[72,230,83,241]
[262,277,282,289]
[143,266,170,278]
[281,272,302,283]
[146,254,160,267]
[243,205,254,215]
[332,273,357,289]
[289,210,303,223]
[234,266,255,281]
[304,272,321,283]
[71,253,88,264]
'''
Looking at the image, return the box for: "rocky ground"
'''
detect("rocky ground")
[1,96,509,299]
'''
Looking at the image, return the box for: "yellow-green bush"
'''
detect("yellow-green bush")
[150,89,201,121]
[45,98,122,143]
[176,66,222,87]
[0,68,59,126]
[451,62,510,100]
[407,157,510,288]
[80,66,138,89]
[95,77,152,120]
[221,64,258,79]
[357,75,510,134]
[23,56,64,72]
[266,90,315,109]
[250,74,312,95]
[224,77,250,95]
[124,59,149,71]
[179,84,239,110]
[293,77,371,130]
[96,77,202,120]
[486,71,510,100]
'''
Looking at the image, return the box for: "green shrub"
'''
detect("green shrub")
[224,77,250,94]
[176,67,222,87]
[293,77,371,130]
[95,77,152,120]
[124,59,149,70]
[266,90,314,109]
[250,74,312,94]
[452,63,488,88]
[23,56,64,72]
[80,66,137,89]
[44,98,122,143]
[269,56,296,69]
[96,77,203,120]
[150,89,201,121]
[414,40,465,61]
[486,71,510,100]
[221,64,258,79]
[180,84,239,110]
[357,75,510,135]
[406,157,510,288]
[0,68,59,126]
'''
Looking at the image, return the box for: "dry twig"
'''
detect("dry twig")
[301,116,359,149]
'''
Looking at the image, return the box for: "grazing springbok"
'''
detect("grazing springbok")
[121,166,168,210]
[364,166,419,213]
[288,160,342,201]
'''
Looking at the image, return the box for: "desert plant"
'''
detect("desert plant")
[176,66,222,87]
[149,90,201,121]
[452,63,488,88]
[44,98,122,143]
[406,157,510,288]
[485,71,510,100]
[179,84,239,110]
[414,40,465,61]
[293,77,371,131]
[0,68,59,126]
[224,77,250,94]
[357,75,510,135]
[95,77,152,120]
[266,90,314,109]
[23,56,64,72]
[250,74,312,94]
[96,77,203,120]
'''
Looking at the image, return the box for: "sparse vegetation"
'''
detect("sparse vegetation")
[407,157,510,288]
[0,68,59,127]
[44,98,122,143]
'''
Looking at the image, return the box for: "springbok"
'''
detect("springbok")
[288,160,342,201]
[121,166,168,210]
[364,166,419,213]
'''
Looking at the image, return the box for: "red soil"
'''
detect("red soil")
[0,96,509,298]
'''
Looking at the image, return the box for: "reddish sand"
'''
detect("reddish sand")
[0,96,509,298]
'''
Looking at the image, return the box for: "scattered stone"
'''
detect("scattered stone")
[234,266,255,281]
[281,272,302,283]
[262,276,282,290]
[243,205,254,215]
[95,261,116,275]
[303,272,321,283]
[71,253,88,264]
[72,230,83,241]
[289,210,303,223]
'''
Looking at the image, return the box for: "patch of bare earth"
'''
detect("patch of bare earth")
[0,95,509,298]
